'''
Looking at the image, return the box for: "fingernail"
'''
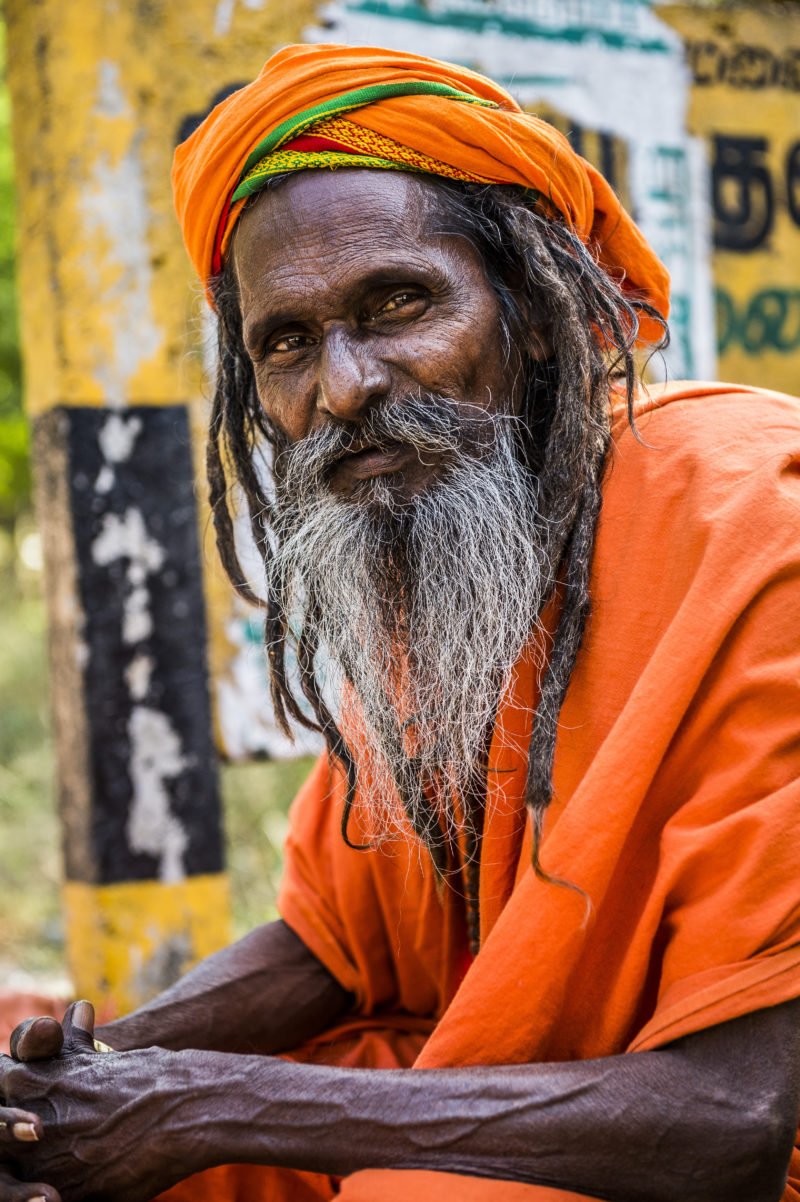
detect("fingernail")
[13,1121,39,1141]
[28,1196,48,1201]
[73,999,94,1030]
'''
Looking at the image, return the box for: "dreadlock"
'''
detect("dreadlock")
[206,177,668,898]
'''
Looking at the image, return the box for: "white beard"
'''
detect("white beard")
[269,395,555,851]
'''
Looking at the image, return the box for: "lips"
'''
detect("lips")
[333,441,413,481]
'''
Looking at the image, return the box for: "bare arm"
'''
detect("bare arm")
[97,918,353,1053]
[0,922,351,1201]
[6,998,800,1202]
[171,998,800,1202]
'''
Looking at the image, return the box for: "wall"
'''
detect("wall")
[662,4,800,390]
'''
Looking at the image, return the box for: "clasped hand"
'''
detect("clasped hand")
[0,1001,188,1202]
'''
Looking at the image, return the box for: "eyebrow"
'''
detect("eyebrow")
[242,260,450,351]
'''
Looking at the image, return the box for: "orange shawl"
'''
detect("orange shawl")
[279,381,800,1200]
[172,43,669,342]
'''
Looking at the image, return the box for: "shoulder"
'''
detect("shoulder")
[614,375,800,441]
[607,379,800,512]
[597,381,800,610]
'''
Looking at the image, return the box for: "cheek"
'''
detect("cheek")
[388,326,465,386]
[252,367,311,441]
[391,306,506,397]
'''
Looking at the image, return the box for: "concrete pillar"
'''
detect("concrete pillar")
[5,0,320,1013]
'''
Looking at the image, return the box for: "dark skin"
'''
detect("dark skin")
[3,973,800,1202]
[233,170,541,495]
[2,171,799,1202]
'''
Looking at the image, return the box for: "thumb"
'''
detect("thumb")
[10,1016,64,1063]
[61,999,96,1053]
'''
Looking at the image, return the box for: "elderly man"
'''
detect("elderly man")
[2,43,800,1202]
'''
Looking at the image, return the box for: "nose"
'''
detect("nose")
[317,325,390,422]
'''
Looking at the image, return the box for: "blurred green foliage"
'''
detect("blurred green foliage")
[0,572,62,985]
[0,23,27,529]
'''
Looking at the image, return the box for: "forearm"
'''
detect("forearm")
[9,1006,796,1202]
[178,1040,792,1202]
[98,919,352,1054]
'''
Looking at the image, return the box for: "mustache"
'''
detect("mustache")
[274,393,513,489]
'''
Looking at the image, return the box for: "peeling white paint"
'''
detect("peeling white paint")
[90,500,188,879]
[91,507,165,644]
[128,705,189,882]
[92,508,164,576]
[99,413,143,463]
[123,585,153,643]
[94,60,130,120]
[217,600,323,760]
[128,559,147,587]
[95,465,115,494]
[81,113,162,405]
[213,0,266,36]
[95,415,142,494]
[125,653,154,701]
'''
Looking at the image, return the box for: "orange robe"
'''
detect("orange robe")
[160,381,800,1201]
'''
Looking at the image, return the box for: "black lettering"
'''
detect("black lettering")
[711,135,775,251]
[786,141,800,227]
[687,40,722,87]
[686,40,800,91]
[567,124,585,160]
[176,82,249,146]
[785,49,800,92]
[728,44,774,90]
[599,131,617,194]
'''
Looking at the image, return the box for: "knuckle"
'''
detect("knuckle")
[0,1063,30,1102]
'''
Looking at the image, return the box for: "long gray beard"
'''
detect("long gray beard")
[269,395,555,852]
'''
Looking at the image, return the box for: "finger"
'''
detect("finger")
[9,1020,64,1064]
[0,1168,62,1202]
[0,1054,18,1097]
[0,1108,43,1144]
[61,1000,95,1054]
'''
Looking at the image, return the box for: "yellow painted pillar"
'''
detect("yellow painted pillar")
[5,0,320,1015]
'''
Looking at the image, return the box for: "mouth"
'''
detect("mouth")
[331,441,416,482]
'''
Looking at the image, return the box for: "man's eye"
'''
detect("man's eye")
[266,333,313,354]
[371,291,424,319]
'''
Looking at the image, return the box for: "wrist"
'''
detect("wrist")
[97,1002,192,1052]
[152,1049,242,1178]
[96,1014,148,1051]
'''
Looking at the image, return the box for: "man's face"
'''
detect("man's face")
[230,171,555,840]
[232,169,522,501]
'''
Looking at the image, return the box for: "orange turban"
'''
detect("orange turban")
[172,43,669,341]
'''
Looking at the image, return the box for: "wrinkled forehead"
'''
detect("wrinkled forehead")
[232,170,465,292]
